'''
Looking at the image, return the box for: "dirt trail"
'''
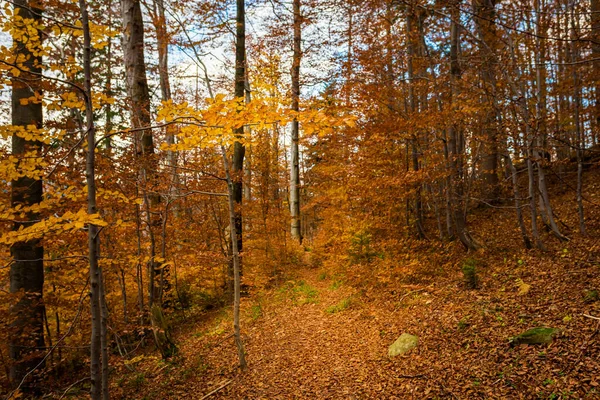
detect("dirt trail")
[175,257,600,400]
[198,268,440,399]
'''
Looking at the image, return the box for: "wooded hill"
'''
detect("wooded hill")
[0,0,598,398]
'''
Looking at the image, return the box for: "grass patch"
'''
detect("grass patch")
[297,281,319,304]
[329,279,343,290]
[249,302,263,321]
[462,258,479,289]
[326,296,353,314]
[277,280,319,305]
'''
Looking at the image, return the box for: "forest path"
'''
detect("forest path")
[121,248,600,400]
[193,266,436,399]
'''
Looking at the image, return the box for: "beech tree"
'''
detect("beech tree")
[230,0,246,297]
[473,0,501,203]
[9,0,45,391]
[290,0,303,243]
[121,0,176,357]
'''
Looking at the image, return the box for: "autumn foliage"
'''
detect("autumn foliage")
[0,0,599,398]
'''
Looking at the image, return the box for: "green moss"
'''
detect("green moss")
[510,327,560,346]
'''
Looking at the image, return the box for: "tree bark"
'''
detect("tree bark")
[505,153,532,249]
[569,1,586,234]
[152,0,178,193]
[122,0,157,302]
[122,0,176,357]
[229,0,246,299]
[448,1,479,250]
[592,0,600,144]
[473,0,500,203]
[405,3,425,239]
[290,0,302,243]
[221,147,247,370]
[79,0,108,397]
[534,0,567,241]
[9,0,45,392]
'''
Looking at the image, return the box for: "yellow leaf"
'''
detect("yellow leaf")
[516,278,530,296]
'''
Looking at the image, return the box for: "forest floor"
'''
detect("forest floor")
[113,168,600,400]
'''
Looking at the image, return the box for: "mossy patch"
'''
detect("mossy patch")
[509,327,560,346]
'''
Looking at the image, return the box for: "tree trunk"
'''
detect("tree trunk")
[473,0,500,203]
[534,0,567,241]
[9,0,45,392]
[79,0,108,397]
[104,0,114,149]
[448,1,479,250]
[221,147,247,370]
[290,0,302,243]
[570,2,586,235]
[592,0,600,144]
[405,3,425,239]
[229,0,246,299]
[506,31,544,250]
[122,0,157,301]
[122,0,176,357]
[152,0,178,195]
[150,0,176,308]
[505,153,532,249]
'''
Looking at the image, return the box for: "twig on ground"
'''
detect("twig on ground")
[199,380,233,400]
[394,289,426,311]
[397,373,427,379]
[58,377,91,400]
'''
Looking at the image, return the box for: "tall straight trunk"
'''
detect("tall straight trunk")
[122,0,158,302]
[9,0,45,392]
[152,0,178,190]
[505,153,532,248]
[290,0,302,243]
[506,32,544,250]
[534,0,566,241]
[153,0,171,102]
[105,0,114,148]
[99,271,109,400]
[244,78,252,202]
[448,1,479,250]
[473,0,500,202]
[555,9,569,170]
[344,2,354,106]
[122,0,175,357]
[221,147,247,370]
[230,0,246,297]
[527,152,545,250]
[151,0,176,306]
[272,122,281,202]
[570,1,586,234]
[592,0,600,143]
[405,3,425,239]
[79,0,108,397]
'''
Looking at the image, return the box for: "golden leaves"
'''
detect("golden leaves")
[156,96,356,152]
[516,278,531,296]
[0,209,108,246]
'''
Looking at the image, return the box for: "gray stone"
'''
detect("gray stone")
[388,333,418,357]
